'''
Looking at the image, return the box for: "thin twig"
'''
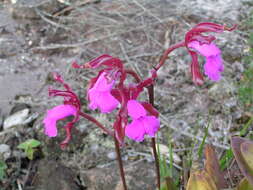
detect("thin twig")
[35,8,72,31]
[32,17,175,51]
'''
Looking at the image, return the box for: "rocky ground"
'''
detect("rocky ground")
[0,0,252,189]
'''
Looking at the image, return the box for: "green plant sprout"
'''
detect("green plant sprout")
[157,137,179,190]
[17,139,41,160]
[197,122,210,159]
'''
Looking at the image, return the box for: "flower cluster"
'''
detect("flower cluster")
[43,22,236,147]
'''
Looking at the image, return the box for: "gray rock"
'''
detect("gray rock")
[3,108,38,130]
[3,108,29,130]
[0,144,11,160]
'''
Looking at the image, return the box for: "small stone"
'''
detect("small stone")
[4,109,29,130]
[107,151,116,160]
[0,144,10,153]
[0,144,11,160]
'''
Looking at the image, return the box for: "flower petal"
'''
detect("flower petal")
[88,89,119,113]
[43,119,57,137]
[188,41,220,57]
[125,119,146,142]
[204,55,223,81]
[142,116,160,137]
[43,104,77,137]
[45,104,77,120]
[91,72,114,92]
[127,100,147,119]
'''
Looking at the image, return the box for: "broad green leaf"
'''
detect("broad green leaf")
[186,170,217,190]
[237,178,253,190]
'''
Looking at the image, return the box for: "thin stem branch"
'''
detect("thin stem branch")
[151,137,160,189]
[79,111,114,136]
[125,69,142,83]
[114,134,128,190]
[148,84,160,189]
[154,41,185,71]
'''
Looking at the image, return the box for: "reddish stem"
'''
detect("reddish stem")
[125,69,142,83]
[79,111,114,136]
[148,85,160,189]
[114,134,128,190]
[155,41,185,71]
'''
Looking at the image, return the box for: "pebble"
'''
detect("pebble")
[107,151,117,160]
[0,144,11,160]
[3,109,29,130]
[3,109,38,130]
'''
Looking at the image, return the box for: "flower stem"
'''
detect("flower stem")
[155,41,185,71]
[114,134,128,190]
[151,137,160,189]
[148,84,160,189]
[79,111,114,136]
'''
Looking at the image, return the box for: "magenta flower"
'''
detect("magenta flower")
[43,104,77,137]
[88,72,119,113]
[125,100,160,142]
[188,41,223,81]
[43,73,81,148]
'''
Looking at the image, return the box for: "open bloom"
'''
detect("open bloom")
[43,73,81,148]
[125,100,160,142]
[43,104,77,137]
[188,41,223,81]
[88,72,119,113]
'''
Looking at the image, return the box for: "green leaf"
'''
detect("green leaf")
[219,148,234,171]
[26,148,34,160]
[18,139,41,150]
[18,139,40,160]
[240,117,253,137]
[197,124,209,159]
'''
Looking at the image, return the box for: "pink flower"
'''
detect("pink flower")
[125,100,160,142]
[188,41,223,81]
[88,72,119,113]
[43,104,77,137]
